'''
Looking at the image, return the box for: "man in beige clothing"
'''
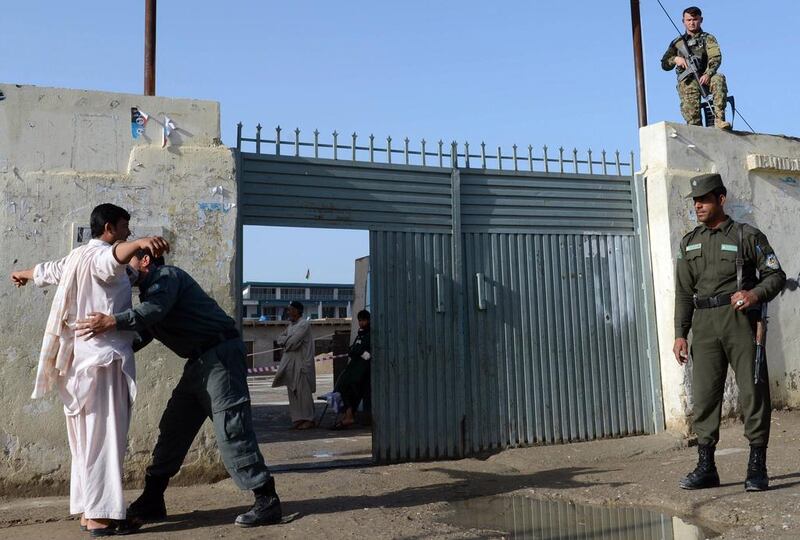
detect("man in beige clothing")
[273,301,316,429]
[11,203,168,535]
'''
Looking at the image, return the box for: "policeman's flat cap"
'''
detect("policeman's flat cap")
[288,300,304,312]
[688,173,725,198]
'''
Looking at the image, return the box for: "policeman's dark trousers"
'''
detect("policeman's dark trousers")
[691,307,771,447]
[145,339,272,490]
[335,357,371,412]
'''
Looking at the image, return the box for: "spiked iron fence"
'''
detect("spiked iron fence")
[236,123,635,176]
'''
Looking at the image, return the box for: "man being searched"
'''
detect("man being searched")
[673,173,785,491]
[74,250,284,528]
[660,6,731,129]
[272,301,316,430]
[11,204,168,536]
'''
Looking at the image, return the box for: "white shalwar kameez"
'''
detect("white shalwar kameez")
[33,239,137,520]
[272,318,316,422]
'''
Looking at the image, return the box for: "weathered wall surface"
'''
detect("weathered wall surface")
[0,84,237,494]
[641,121,800,433]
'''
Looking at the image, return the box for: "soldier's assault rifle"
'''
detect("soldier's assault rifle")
[754,303,768,385]
[673,34,717,120]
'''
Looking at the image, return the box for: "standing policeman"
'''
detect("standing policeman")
[75,250,283,528]
[673,173,785,491]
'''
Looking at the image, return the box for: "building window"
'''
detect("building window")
[310,287,335,300]
[338,288,354,300]
[322,306,336,319]
[281,287,306,299]
[260,306,279,320]
[251,287,277,300]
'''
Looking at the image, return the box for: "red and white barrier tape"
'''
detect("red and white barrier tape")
[246,353,349,376]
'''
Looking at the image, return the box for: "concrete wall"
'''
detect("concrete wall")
[641,121,800,433]
[0,84,237,494]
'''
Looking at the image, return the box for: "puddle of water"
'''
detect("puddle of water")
[312,451,334,458]
[443,495,719,539]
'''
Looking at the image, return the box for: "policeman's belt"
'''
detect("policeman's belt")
[191,328,240,359]
[693,293,732,309]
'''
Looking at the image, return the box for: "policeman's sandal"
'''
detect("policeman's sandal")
[127,474,169,527]
[679,444,721,490]
[235,478,283,527]
[744,445,769,491]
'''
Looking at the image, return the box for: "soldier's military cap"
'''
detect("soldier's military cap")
[688,173,725,198]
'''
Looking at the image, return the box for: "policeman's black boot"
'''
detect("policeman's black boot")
[679,444,721,490]
[744,445,769,491]
[235,477,283,527]
[127,474,169,525]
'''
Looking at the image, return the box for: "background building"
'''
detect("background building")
[242,281,354,321]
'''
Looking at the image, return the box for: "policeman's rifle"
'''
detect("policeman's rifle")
[754,303,768,384]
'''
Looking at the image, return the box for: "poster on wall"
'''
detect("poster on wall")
[131,107,149,139]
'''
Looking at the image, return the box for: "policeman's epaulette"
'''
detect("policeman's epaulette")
[740,222,760,235]
[682,226,702,242]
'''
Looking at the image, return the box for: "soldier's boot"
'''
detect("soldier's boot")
[714,114,732,130]
[679,444,721,490]
[127,474,169,525]
[744,445,769,491]
[235,477,283,528]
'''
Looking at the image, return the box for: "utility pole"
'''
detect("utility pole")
[144,0,157,96]
[630,0,648,127]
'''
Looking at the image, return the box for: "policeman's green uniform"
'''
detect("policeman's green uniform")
[114,265,272,491]
[661,31,728,125]
[675,197,785,447]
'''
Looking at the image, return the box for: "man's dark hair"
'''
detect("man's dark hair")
[711,186,727,199]
[135,248,165,267]
[90,203,130,238]
[683,6,702,17]
[357,309,370,321]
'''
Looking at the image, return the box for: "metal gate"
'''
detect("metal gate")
[236,125,663,462]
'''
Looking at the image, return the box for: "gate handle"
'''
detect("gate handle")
[435,274,445,313]
[476,272,486,310]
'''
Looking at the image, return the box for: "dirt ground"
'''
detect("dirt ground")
[4,388,800,538]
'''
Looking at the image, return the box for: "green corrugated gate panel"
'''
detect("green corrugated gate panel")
[463,233,655,449]
[237,142,662,463]
[240,154,452,232]
[370,231,464,461]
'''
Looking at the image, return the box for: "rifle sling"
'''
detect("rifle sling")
[736,224,744,291]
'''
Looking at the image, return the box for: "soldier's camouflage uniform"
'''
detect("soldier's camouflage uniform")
[661,31,728,125]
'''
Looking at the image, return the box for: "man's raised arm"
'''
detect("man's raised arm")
[113,236,170,265]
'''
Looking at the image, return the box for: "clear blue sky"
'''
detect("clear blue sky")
[4,1,798,282]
